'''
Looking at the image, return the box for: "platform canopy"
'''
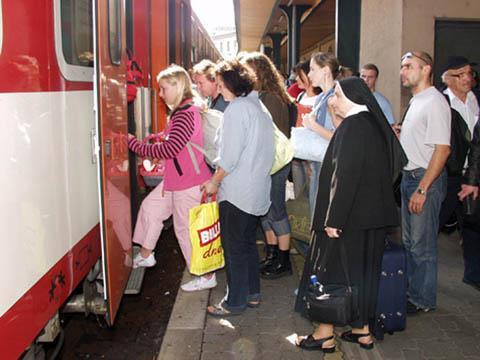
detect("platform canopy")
[234,0,334,52]
[233,0,278,51]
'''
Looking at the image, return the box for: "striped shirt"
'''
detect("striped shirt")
[128,107,195,159]
[129,101,211,191]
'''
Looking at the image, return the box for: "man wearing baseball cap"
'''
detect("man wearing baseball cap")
[441,56,480,291]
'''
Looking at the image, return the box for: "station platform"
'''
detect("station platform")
[158,232,480,360]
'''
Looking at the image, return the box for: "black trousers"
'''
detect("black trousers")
[462,225,480,283]
[440,175,480,283]
[219,201,260,311]
[439,175,462,230]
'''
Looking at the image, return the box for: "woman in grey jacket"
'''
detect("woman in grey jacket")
[202,59,275,316]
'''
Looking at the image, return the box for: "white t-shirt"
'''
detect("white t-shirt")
[400,86,451,170]
[296,91,318,107]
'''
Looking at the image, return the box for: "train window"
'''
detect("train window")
[108,0,122,65]
[54,0,93,81]
[60,0,93,67]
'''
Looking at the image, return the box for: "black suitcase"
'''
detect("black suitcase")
[371,238,407,340]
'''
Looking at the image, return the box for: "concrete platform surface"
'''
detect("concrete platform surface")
[158,232,480,360]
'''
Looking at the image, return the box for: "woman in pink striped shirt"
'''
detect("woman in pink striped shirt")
[128,65,216,292]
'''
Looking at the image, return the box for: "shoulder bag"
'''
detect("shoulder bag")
[306,237,359,326]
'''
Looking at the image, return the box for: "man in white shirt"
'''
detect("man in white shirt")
[440,56,479,227]
[360,63,395,124]
[399,51,451,313]
[443,57,479,134]
[441,56,480,291]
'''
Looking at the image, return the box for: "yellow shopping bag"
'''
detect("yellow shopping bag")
[189,194,225,275]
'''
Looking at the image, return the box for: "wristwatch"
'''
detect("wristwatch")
[416,187,427,195]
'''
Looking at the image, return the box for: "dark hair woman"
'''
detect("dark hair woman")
[201,59,275,316]
[239,52,296,279]
[294,77,407,352]
[294,59,321,105]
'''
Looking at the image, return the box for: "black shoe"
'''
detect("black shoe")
[340,331,374,350]
[406,300,419,314]
[259,244,278,269]
[463,278,480,291]
[407,300,433,315]
[260,260,292,279]
[296,334,336,353]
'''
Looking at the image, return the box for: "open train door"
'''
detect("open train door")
[93,0,132,325]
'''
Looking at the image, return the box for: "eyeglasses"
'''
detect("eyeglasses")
[401,52,432,66]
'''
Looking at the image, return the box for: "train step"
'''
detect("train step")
[124,247,146,295]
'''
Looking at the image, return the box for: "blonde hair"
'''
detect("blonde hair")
[192,59,216,82]
[157,64,194,110]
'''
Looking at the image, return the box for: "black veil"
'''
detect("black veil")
[338,77,407,183]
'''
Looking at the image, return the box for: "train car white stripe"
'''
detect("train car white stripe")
[0,90,99,317]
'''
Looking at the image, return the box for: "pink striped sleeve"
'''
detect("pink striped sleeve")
[128,110,195,159]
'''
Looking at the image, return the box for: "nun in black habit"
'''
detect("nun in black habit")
[294,77,407,352]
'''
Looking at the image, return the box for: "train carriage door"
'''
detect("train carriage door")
[93,0,132,325]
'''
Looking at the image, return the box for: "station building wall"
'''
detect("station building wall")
[360,0,480,121]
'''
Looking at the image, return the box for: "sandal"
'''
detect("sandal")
[296,334,336,353]
[340,330,374,350]
[206,301,243,317]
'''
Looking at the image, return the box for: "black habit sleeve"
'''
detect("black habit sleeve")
[324,115,367,230]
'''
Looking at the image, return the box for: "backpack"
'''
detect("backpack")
[126,49,143,103]
[188,109,223,167]
[444,95,471,176]
[169,103,223,174]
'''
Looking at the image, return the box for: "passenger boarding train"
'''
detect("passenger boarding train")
[0,0,220,358]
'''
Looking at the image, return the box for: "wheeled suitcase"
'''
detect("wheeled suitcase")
[371,238,407,340]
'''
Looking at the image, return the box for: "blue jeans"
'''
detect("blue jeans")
[401,168,447,309]
[309,161,322,218]
[219,201,260,312]
[261,164,291,236]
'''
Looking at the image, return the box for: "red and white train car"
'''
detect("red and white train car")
[0,0,128,358]
[0,0,220,358]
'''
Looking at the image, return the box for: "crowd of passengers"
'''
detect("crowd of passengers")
[127,50,480,352]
